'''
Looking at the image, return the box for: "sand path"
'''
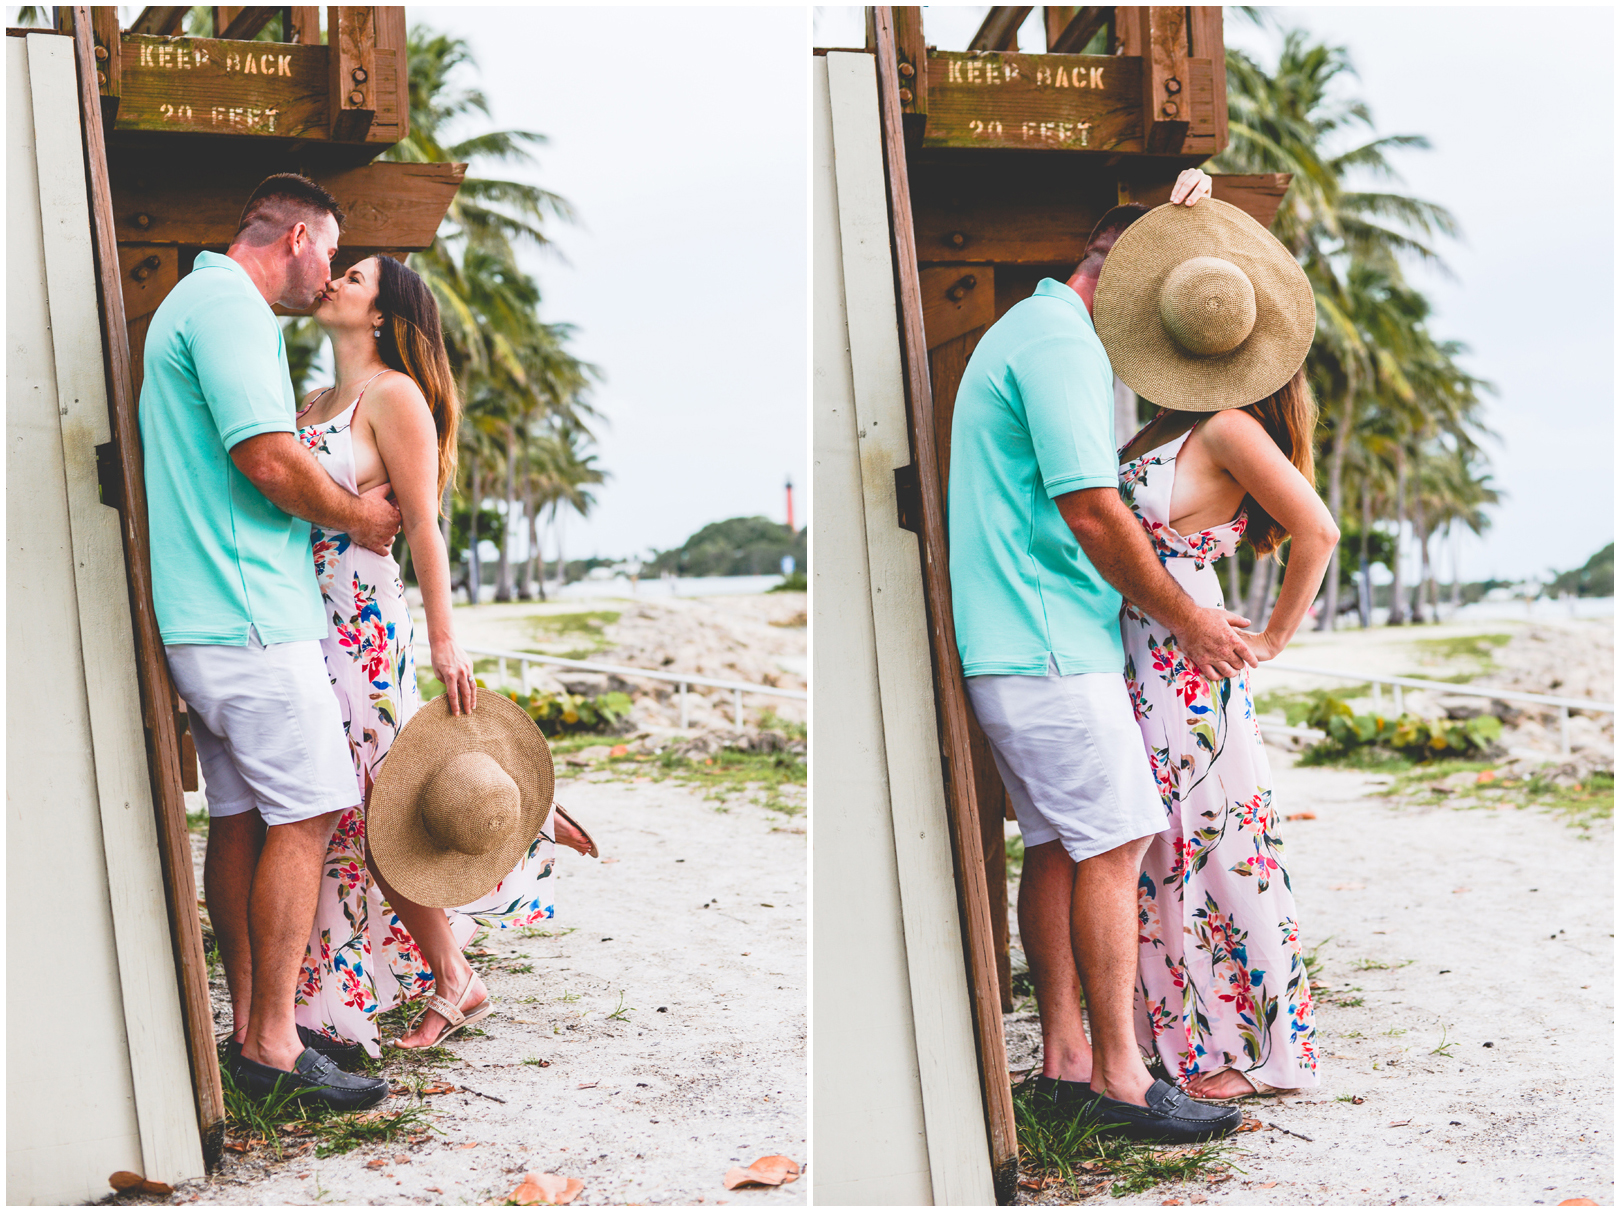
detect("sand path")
[174,773,806,1207]
[1008,752,1613,1206]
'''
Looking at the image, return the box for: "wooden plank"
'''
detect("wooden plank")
[1188,5,1227,153]
[372,4,408,142]
[53,16,217,1176]
[875,8,1019,1204]
[90,4,119,110]
[1049,5,1110,54]
[328,5,375,141]
[117,33,329,139]
[923,50,1142,152]
[111,159,465,247]
[970,6,1032,52]
[920,264,994,350]
[825,45,999,1208]
[287,5,319,44]
[219,6,280,41]
[912,171,1292,265]
[130,7,190,35]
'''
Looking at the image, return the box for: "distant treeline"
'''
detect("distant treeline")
[553,516,808,584]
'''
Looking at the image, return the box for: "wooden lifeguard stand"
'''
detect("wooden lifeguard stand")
[7,7,461,1203]
[814,8,1290,1203]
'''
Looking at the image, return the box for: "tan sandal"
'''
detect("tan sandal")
[548,802,598,858]
[1185,1069,1284,1102]
[396,973,492,1049]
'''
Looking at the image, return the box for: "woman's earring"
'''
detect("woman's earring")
[373,327,381,338]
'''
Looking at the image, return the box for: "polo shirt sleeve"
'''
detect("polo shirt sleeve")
[187,293,294,450]
[1013,332,1118,498]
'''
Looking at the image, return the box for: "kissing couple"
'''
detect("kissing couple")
[142,174,596,1110]
[951,167,1337,1140]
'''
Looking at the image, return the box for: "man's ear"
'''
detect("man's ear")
[288,221,307,257]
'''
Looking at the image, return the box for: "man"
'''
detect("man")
[141,174,400,1109]
[948,168,1253,1140]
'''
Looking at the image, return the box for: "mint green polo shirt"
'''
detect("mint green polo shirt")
[139,251,324,646]
[948,278,1124,677]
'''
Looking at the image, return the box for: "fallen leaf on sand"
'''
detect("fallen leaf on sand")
[110,1173,144,1192]
[1331,882,1365,891]
[1018,1176,1047,1191]
[723,1156,801,1190]
[1162,1201,1182,1206]
[467,947,495,957]
[394,1155,410,1165]
[223,1142,249,1154]
[609,745,629,757]
[1284,811,1316,821]
[1558,1201,1598,1207]
[421,1082,456,1095]
[1258,1181,1278,1188]
[1389,1119,1411,1127]
[1476,770,1497,784]
[140,1180,174,1196]
[425,1187,442,1194]
[509,1172,585,1205]
[1351,1097,1365,1105]
[1452,888,1472,894]
[602,857,620,865]
[459,1143,479,1150]
[365,1160,386,1170]
[1236,1117,1262,1133]
[578,1081,599,1089]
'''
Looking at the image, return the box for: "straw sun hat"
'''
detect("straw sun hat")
[368,692,555,909]
[1093,198,1315,412]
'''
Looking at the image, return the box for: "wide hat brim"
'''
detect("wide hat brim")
[368,692,555,909]
[1094,198,1315,412]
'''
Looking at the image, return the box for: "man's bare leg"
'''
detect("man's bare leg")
[1018,840,1092,1082]
[240,810,342,1072]
[365,844,484,1049]
[203,811,266,1043]
[1072,834,1155,1106]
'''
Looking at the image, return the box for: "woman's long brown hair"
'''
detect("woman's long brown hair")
[374,254,459,510]
[1239,367,1318,558]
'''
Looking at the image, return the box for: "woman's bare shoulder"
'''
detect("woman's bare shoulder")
[1198,408,1274,456]
[362,369,433,425]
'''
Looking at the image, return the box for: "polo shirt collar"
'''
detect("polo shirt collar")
[1034,277,1094,328]
[194,249,254,287]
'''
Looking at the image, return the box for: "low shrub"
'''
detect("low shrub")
[1300,693,1502,763]
[497,684,634,736]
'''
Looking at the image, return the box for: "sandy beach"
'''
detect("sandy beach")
[1005,619,1614,1206]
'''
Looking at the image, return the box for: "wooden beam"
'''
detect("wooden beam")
[286,5,319,44]
[1127,5,1189,154]
[912,169,1291,265]
[893,6,926,132]
[218,6,280,41]
[923,50,1141,152]
[111,159,465,247]
[1188,4,1227,154]
[327,5,375,142]
[129,6,190,35]
[969,6,1032,52]
[70,5,226,1165]
[90,3,119,119]
[875,7,1020,1204]
[1049,5,1110,54]
[370,3,407,143]
[920,264,994,351]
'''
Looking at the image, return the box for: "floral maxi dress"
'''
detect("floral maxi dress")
[293,377,557,1057]
[1119,419,1318,1090]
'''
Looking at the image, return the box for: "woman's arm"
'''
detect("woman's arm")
[366,374,477,714]
[1199,410,1341,658]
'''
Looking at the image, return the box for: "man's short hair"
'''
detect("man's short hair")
[234,173,346,245]
[1075,202,1150,277]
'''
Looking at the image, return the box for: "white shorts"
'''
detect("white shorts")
[165,631,359,829]
[966,664,1164,862]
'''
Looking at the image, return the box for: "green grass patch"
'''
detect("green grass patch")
[1006,831,1026,883]
[1012,1075,1241,1197]
[1351,957,1413,972]
[186,807,211,835]
[524,609,620,651]
[1384,760,1614,830]
[516,925,577,940]
[756,707,807,741]
[312,1105,433,1158]
[1255,685,1372,724]
[600,746,807,815]
[1409,632,1511,674]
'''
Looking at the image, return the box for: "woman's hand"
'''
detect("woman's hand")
[432,636,478,716]
[1241,630,1283,662]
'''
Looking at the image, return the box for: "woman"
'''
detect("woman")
[1117,368,1337,1099]
[293,253,592,1055]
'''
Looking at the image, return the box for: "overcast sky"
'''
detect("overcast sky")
[418,7,808,563]
[815,5,1615,584]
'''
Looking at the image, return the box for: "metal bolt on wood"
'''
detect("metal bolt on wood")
[348,89,366,106]
[898,87,914,104]
[948,231,966,247]
[898,61,914,77]
[351,66,368,83]
[94,43,108,61]
[1161,101,1179,117]
[135,212,151,229]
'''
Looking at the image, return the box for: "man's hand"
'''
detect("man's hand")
[1170,167,1213,207]
[349,483,402,556]
[1177,607,1257,682]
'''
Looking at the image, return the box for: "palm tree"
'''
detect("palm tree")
[1215,31,1462,628]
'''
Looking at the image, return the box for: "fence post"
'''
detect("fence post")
[679,682,688,730]
[1393,684,1404,715]
[734,688,743,729]
[1372,681,1382,710]
[498,655,508,687]
[1560,705,1571,756]
[519,660,529,694]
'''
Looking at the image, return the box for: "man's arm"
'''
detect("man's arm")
[1055,486,1255,680]
[230,432,400,554]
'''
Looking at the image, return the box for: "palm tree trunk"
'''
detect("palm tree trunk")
[520,486,541,600]
[1227,551,1243,613]
[1357,480,1373,628]
[1410,481,1428,624]
[495,422,517,603]
[1318,370,1357,630]
[1387,446,1407,625]
[467,455,483,606]
[1244,555,1274,624]
[1449,524,1462,611]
